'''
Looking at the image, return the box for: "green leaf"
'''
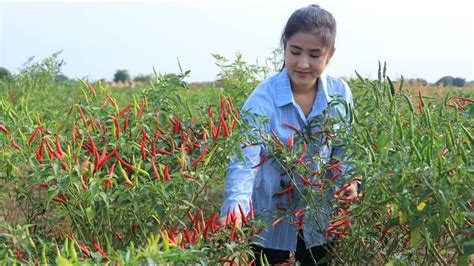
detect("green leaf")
[410,227,421,248]
[376,132,389,156]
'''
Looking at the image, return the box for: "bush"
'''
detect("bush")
[133,74,152,84]
[435,76,466,87]
[113,69,130,83]
[0,67,11,80]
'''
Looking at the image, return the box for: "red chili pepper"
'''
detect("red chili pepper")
[108,163,116,176]
[123,111,130,131]
[210,213,219,233]
[238,204,248,224]
[229,220,237,241]
[218,258,235,264]
[112,115,120,139]
[282,123,300,134]
[272,217,284,227]
[113,231,124,242]
[0,125,8,134]
[92,237,107,257]
[274,184,295,196]
[292,215,304,230]
[447,103,458,109]
[29,128,39,144]
[44,138,55,159]
[202,223,210,240]
[35,151,43,164]
[298,175,315,186]
[141,141,147,160]
[115,154,134,171]
[334,183,352,195]
[106,94,116,107]
[132,224,137,235]
[163,164,170,181]
[97,146,121,170]
[79,241,91,256]
[89,117,97,132]
[191,228,198,244]
[417,99,423,113]
[297,141,307,162]
[453,96,473,102]
[227,97,235,113]
[59,193,69,201]
[123,180,134,187]
[248,258,256,266]
[293,208,305,217]
[119,102,133,116]
[247,199,254,220]
[455,99,466,111]
[183,228,192,244]
[326,161,341,171]
[323,117,330,126]
[86,133,98,157]
[379,228,390,242]
[207,106,213,119]
[87,83,97,97]
[158,149,173,156]
[78,106,87,126]
[329,172,342,183]
[213,121,221,140]
[151,141,157,157]
[168,116,183,133]
[104,179,113,188]
[191,146,208,168]
[270,129,283,147]
[11,136,21,150]
[55,134,64,155]
[100,99,108,109]
[81,178,88,190]
[52,197,66,203]
[151,159,160,180]
[182,172,196,179]
[137,97,145,118]
[141,127,150,142]
[221,113,229,138]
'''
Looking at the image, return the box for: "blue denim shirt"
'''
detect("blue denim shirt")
[220,68,353,251]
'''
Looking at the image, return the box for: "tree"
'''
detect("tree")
[452,78,465,87]
[133,74,152,84]
[407,78,428,86]
[113,69,130,83]
[55,74,69,82]
[435,76,465,87]
[0,67,11,80]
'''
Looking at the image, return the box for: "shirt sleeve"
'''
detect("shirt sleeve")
[220,86,273,217]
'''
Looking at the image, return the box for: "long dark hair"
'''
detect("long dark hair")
[280,4,337,70]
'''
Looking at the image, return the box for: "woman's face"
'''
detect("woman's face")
[284,31,335,92]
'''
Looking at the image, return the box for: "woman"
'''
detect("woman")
[219,5,358,265]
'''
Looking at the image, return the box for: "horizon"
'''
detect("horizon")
[1,0,473,84]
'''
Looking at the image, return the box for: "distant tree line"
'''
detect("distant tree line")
[434,76,466,87]
[1,66,472,88]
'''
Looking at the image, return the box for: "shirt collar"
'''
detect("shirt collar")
[275,67,331,107]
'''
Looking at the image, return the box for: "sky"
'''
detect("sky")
[0,0,473,83]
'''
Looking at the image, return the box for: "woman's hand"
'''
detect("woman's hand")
[217,212,243,228]
[333,182,358,209]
